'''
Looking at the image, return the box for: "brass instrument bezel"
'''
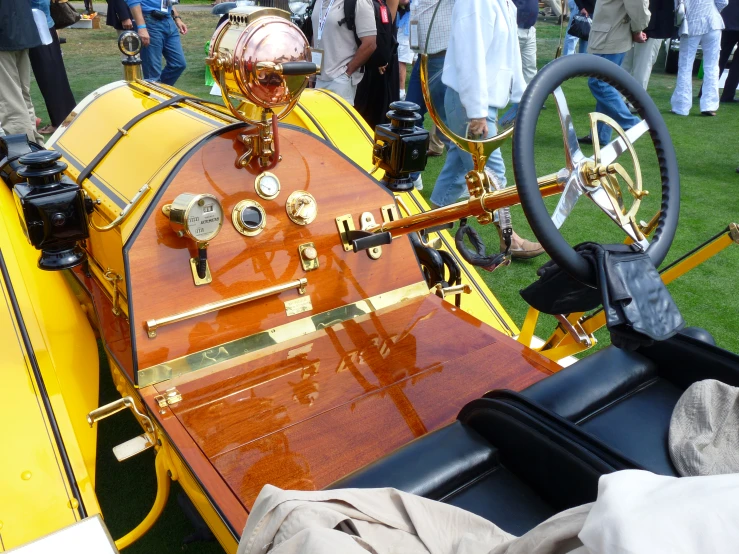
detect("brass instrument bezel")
[163,193,224,243]
[254,171,281,200]
[232,199,267,237]
[286,191,317,226]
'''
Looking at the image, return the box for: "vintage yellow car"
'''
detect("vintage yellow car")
[1,5,738,553]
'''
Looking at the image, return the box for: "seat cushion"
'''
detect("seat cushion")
[329,422,499,500]
[330,421,560,535]
[579,378,683,476]
[520,346,657,422]
[444,466,557,536]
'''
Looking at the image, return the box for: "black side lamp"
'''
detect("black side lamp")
[372,101,430,192]
[13,150,92,270]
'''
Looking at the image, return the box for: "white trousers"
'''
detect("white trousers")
[547,0,565,17]
[671,30,721,115]
[622,38,663,91]
[517,27,537,84]
[316,73,358,105]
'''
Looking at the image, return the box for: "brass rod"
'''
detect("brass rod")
[145,277,307,338]
[372,175,565,238]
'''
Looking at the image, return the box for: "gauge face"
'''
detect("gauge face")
[118,31,142,57]
[164,193,224,243]
[255,172,281,200]
[232,199,266,237]
[186,195,224,241]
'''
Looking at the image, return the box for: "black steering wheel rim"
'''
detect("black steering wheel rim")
[513,54,680,286]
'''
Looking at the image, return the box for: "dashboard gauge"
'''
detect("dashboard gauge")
[254,171,281,200]
[118,30,142,57]
[232,199,267,236]
[163,193,224,243]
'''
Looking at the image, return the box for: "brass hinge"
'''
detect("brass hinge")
[154,388,182,412]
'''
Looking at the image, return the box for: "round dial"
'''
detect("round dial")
[118,30,142,57]
[232,199,267,236]
[164,193,224,243]
[255,172,281,200]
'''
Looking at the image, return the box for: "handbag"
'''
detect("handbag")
[50,0,81,30]
[675,0,689,35]
[567,14,592,41]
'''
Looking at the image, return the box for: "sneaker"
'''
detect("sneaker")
[500,230,545,259]
[412,175,423,190]
[578,134,593,145]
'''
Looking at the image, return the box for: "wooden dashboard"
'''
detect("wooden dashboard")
[126,126,423,374]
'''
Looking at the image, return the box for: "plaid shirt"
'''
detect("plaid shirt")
[411,0,455,54]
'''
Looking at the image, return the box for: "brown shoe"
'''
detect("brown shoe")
[427,149,443,157]
[500,230,545,259]
[38,124,57,134]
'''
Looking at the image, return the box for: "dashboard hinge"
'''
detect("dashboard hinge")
[154,388,182,412]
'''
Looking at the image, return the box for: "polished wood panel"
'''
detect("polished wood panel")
[140,387,249,535]
[128,127,423,370]
[150,294,558,520]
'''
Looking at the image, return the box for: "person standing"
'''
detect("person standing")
[396,0,413,99]
[580,0,650,145]
[717,0,739,102]
[670,0,727,115]
[127,0,188,86]
[0,0,43,144]
[354,0,400,129]
[29,0,76,135]
[513,0,538,83]
[404,0,454,188]
[621,0,673,91]
[431,0,543,258]
[311,0,377,104]
[107,0,134,32]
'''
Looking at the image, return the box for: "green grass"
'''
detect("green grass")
[33,16,739,552]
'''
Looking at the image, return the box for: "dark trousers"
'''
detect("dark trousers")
[719,29,739,101]
[29,27,76,127]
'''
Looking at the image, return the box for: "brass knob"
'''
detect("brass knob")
[286,191,317,225]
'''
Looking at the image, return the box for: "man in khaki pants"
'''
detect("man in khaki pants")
[0,0,44,144]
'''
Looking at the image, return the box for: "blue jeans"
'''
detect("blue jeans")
[563,0,588,56]
[141,15,186,86]
[407,54,451,180]
[430,88,506,207]
[588,52,640,145]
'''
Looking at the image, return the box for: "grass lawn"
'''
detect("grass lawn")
[33,15,738,553]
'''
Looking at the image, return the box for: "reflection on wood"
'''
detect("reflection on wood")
[146,294,559,525]
[128,127,422,369]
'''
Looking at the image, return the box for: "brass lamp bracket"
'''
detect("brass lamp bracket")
[236,110,278,169]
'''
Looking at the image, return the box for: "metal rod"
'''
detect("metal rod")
[145,277,308,338]
[0,249,87,519]
[371,176,565,238]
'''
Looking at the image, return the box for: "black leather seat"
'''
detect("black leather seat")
[519,328,739,476]
[331,393,636,535]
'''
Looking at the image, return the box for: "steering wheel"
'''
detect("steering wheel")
[513,54,680,286]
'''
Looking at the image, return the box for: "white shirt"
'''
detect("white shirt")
[442,0,526,117]
[684,0,728,35]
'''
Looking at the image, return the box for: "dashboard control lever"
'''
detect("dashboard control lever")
[350,231,392,253]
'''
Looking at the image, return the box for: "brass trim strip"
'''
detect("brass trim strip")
[144,278,308,339]
[137,280,429,387]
